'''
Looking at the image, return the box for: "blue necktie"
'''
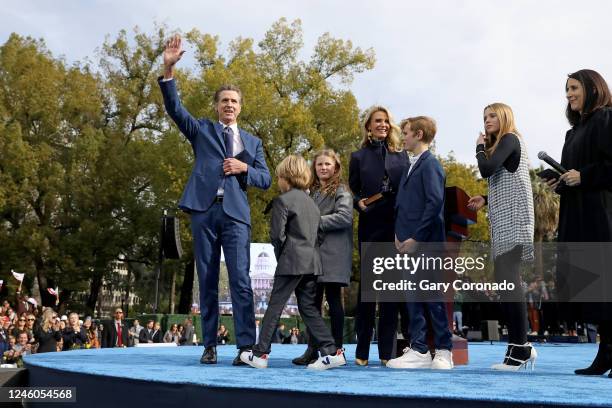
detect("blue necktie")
[220,126,234,193]
[224,126,234,158]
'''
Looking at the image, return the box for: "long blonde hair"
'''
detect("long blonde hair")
[42,308,55,332]
[310,149,344,196]
[483,103,521,156]
[360,105,403,152]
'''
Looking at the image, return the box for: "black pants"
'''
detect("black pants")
[494,245,528,345]
[304,283,345,349]
[355,281,398,361]
[599,321,612,345]
[253,275,336,357]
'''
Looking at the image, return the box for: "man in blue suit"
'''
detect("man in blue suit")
[387,116,453,370]
[159,34,271,365]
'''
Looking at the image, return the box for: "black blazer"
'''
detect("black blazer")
[139,328,163,343]
[102,321,130,348]
[62,327,88,350]
[34,325,61,353]
[152,329,162,343]
[349,143,409,242]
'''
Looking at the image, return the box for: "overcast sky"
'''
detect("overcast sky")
[3,0,611,166]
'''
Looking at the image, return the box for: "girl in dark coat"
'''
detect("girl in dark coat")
[546,69,612,377]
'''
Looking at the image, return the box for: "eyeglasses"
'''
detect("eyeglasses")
[27,318,35,321]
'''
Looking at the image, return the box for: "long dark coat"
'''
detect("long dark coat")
[557,107,612,322]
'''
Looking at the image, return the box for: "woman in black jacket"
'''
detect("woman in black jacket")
[546,69,612,377]
[34,308,61,353]
[62,312,88,350]
[349,105,409,365]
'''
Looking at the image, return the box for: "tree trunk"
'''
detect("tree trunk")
[87,270,104,313]
[124,266,131,316]
[35,257,56,307]
[178,259,194,314]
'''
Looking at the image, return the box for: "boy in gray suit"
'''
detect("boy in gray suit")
[240,155,346,370]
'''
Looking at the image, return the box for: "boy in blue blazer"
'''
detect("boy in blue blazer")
[387,116,453,370]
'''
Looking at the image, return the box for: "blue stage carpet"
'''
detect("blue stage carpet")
[24,343,612,407]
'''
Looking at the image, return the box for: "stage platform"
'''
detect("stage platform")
[23,343,612,408]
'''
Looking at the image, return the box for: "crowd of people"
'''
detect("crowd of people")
[0,297,199,367]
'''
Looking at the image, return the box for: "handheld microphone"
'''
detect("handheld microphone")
[537,151,567,174]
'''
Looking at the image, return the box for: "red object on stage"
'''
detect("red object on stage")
[445,186,477,242]
[445,186,477,365]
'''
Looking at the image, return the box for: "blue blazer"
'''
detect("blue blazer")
[159,78,271,225]
[395,150,446,242]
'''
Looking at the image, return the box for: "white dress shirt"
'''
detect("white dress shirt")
[217,122,244,196]
[407,149,428,176]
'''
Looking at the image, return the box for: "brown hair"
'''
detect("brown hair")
[310,149,344,196]
[276,155,312,190]
[565,69,612,126]
[482,103,521,157]
[214,84,243,104]
[359,105,403,152]
[400,116,437,144]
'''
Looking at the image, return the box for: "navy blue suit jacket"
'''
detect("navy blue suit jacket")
[159,78,271,225]
[395,150,446,242]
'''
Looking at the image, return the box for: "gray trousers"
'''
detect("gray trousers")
[253,274,336,357]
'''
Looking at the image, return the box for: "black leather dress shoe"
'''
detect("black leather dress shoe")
[200,346,217,364]
[292,347,318,365]
[233,347,251,366]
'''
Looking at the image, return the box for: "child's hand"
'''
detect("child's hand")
[477,132,486,145]
[396,236,417,254]
[394,235,402,252]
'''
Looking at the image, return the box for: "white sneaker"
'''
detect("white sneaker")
[386,347,432,369]
[307,349,346,370]
[431,349,453,370]
[240,350,268,369]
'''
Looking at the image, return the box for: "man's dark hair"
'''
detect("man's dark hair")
[214,84,243,104]
[566,69,612,126]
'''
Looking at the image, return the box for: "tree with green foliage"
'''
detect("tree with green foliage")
[0,19,377,315]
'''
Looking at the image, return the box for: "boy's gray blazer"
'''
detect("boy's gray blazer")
[270,189,322,276]
[312,185,353,286]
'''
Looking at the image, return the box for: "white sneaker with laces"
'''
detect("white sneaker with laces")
[386,347,432,369]
[307,349,346,370]
[431,349,453,370]
[240,350,268,369]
